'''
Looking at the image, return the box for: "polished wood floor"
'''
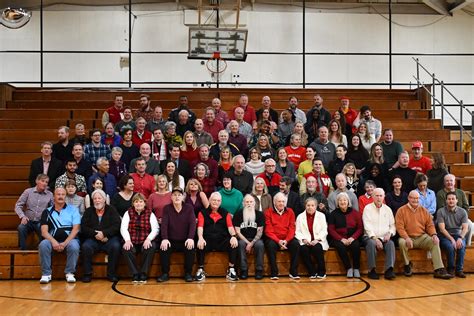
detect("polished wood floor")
[0,275,473,315]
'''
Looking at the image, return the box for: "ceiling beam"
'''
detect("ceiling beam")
[449,0,474,12]
[422,0,452,15]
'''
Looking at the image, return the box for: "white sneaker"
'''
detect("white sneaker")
[39,275,51,284]
[65,273,76,283]
[195,268,206,281]
[289,274,300,280]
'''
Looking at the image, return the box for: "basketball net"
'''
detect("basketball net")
[206,51,228,82]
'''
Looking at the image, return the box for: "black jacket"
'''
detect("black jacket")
[29,157,64,189]
[81,204,121,239]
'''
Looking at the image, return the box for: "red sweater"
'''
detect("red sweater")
[132,130,152,147]
[284,146,306,169]
[408,156,432,174]
[264,207,296,243]
[203,120,224,142]
[257,172,282,188]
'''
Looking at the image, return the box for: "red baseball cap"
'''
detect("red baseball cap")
[412,141,423,149]
[340,96,350,101]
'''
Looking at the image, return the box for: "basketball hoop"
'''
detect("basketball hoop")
[206,51,228,77]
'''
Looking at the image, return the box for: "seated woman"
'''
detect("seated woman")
[357,122,376,152]
[305,108,321,145]
[245,147,265,179]
[219,175,243,216]
[426,153,448,194]
[65,180,85,216]
[101,122,122,147]
[109,147,127,183]
[147,174,172,223]
[110,175,135,217]
[163,121,183,146]
[194,163,215,197]
[385,175,408,217]
[415,173,436,216]
[163,161,185,191]
[285,122,308,147]
[217,146,234,187]
[328,192,363,278]
[328,119,347,148]
[295,197,329,279]
[251,177,273,212]
[363,143,389,179]
[120,193,159,283]
[342,162,359,195]
[276,147,296,184]
[255,134,274,162]
[359,163,389,194]
[346,135,369,176]
[184,178,210,216]
[85,178,110,209]
[180,130,199,163]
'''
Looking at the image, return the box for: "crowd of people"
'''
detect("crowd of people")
[16,93,471,284]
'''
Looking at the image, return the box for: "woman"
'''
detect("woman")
[342,162,359,195]
[328,192,363,278]
[286,122,309,147]
[364,143,389,178]
[258,108,273,125]
[297,146,317,183]
[164,121,183,145]
[295,198,329,279]
[427,153,449,193]
[218,175,244,216]
[415,173,436,216]
[65,180,85,216]
[85,178,110,209]
[180,130,199,163]
[109,147,127,183]
[120,128,140,169]
[217,146,234,186]
[245,147,265,178]
[101,122,122,147]
[385,175,408,217]
[194,162,215,197]
[333,110,351,141]
[184,178,210,216]
[276,147,296,184]
[360,163,389,193]
[163,161,185,191]
[147,174,172,223]
[328,119,347,148]
[110,175,136,217]
[357,122,376,152]
[347,135,369,175]
[251,177,273,212]
[255,134,274,162]
[305,108,321,144]
[121,193,159,283]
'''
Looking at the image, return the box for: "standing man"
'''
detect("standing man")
[146,105,167,133]
[380,129,403,169]
[168,95,196,124]
[102,95,124,127]
[84,129,111,166]
[408,141,432,174]
[29,141,63,189]
[134,94,154,122]
[309,126,336,170]
[52,126,74,164]
[256,96,279,123]
[193,118,214,146]
[306,94,331,127]
[230,93,257,129]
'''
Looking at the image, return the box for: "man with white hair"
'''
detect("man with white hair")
[327,173,359,213]
[80,189,121,283]
[300,175,328,214]
[210,97,229,126]
[227,120,249,157]
[264,192,300,280]
[209,129,240,161]
[233,195,265,280]
[176,109,194,138]
[233,106,253,139]
[362,188,396,280]
[196,192,239,281]
[257,159,282,196]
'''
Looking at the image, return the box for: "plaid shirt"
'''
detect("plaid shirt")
[84,143,111,165]
[128,207,153,244]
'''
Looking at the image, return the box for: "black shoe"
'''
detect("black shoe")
[184,274,193,282]
[240,270,248,280]
[81,274,92,283]
[384,267,396,280]
[132,274,140,283]
[139,273,148,283]
[368,268,379,280]
[255,270,264,280]
[456,270,466,278]
[434,268,452,280]
[447,268,455,276]
[157,274,169,282]
[404,262,413,277]
[107,275,119,282]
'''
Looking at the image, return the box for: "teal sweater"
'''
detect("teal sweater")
[219,188,243,216]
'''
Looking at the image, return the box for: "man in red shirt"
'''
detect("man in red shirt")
[256,159,282,195]
[408,141,432,174]
[339,96,358,127]
[102,95,124,127]
[264,192,300,280]
[230,93,257,129]
[130,158,155,199]
[203,107,224,142]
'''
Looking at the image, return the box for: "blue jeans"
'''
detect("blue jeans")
[439,234,466,272]
[81,236,121,277]
[39,239,80,276]
[17,221,41,250]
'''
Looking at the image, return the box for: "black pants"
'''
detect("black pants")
[265,238,300,276]
[330,239,361,270]
[300,243,326,276]
[122,241,157,276]
[81,236,121,278]
[197,237,237,267]
[160,240,195,275]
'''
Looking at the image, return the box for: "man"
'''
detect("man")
[52,126,74,163]
[284,96,306,124]
[227,155,254,195]
[209,129,240,161]
[55,159,87,195]
[256,159,282,196]
[300,175,329,214]
[38,187,81,284]
[130,158,155,199]
[102,95,124,127]
[278,110,295,140]
[160,143,191,181]
[134,94,154,122]
[150,128,168,162]
[193,118,214,146]
[301,158,333,197]
[168,95,196,124]
[279,176,303,216]
[84,129,111,166]
[114,106,136,135]
[158,187,196,282]
[256,95,279,123]
[264,192,300,280]
[15,174,53,250]
[190,144,218,187]
[230,93,257,128]
[227,120,248,158]
[203,107,224,142]
[80,189,121,282]
[306,94,331,127]
[209,97,229,127]
[196,192,239,281]
[339,96,358,127]
[88,157,117,198]
[233,195,265,279]
[327,173,359,213]
[176,109,194,138]
[395,190,452,279]
[232,106,253,140]
[389,151,417,193]
[408,141,432,174]
[71,143,93,181]
[70,123,88,146]
[380,129,403,169]
[129,143,161,175]
[362,188,396,280]
[309,126,336,170]
[353,105,382,141]
[146,105,167,133]
[28,141,63,189]
[132,117,153,147]
[437,192,469,278]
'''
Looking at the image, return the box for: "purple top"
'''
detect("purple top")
[161,203,196,241]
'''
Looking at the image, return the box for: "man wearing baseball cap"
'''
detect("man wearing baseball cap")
[408,141,432,174]
[338,96,358,127]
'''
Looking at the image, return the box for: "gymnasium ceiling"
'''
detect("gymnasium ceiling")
[1,0,474,15]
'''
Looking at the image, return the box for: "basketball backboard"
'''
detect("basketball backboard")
[188,27,247,61]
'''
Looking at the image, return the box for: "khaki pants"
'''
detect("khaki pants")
[398,233,444,270]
